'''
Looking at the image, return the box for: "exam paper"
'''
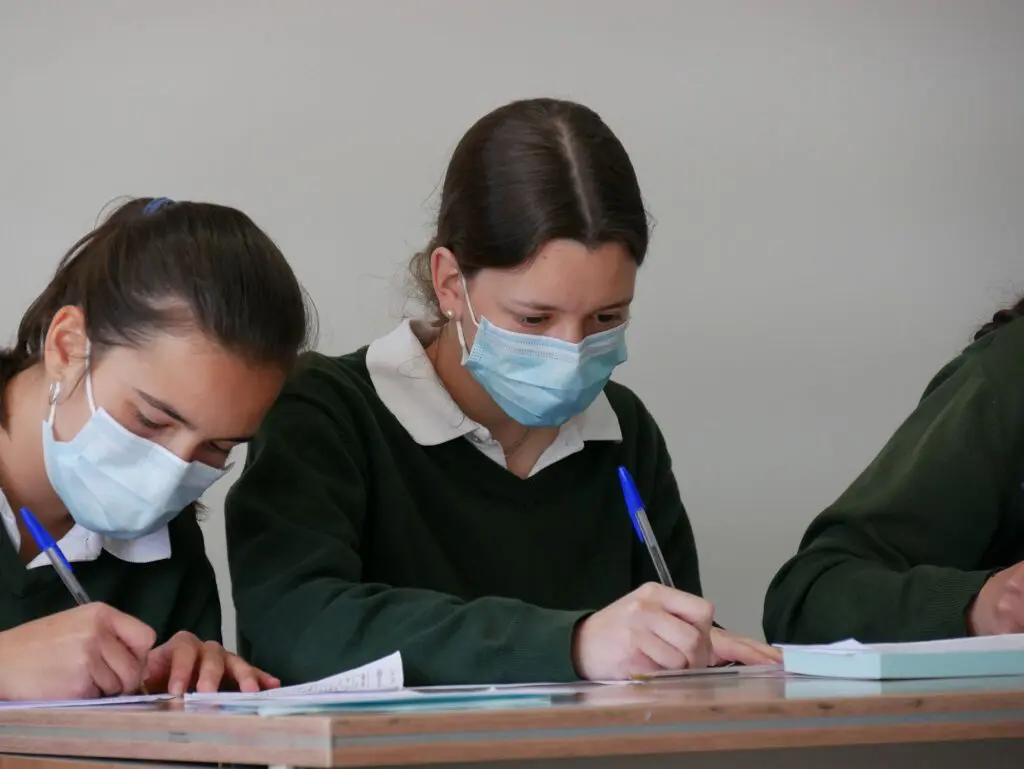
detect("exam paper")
[184,650,404,703]
[0,693,175,710]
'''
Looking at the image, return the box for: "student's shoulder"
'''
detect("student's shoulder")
[603,380,664,445]
[924,318,1024,406]
[278,348,379,413]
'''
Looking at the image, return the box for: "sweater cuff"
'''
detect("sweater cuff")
[921,568,994,638]
[507,609,591,683]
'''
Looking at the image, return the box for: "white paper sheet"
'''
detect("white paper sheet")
[0,693,175,710]
[184,650,404,703]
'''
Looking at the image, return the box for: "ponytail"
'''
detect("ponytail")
[974,296,1024,341]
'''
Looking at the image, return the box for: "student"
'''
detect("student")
[764,304,1024,644]
[226,98,777,686]
[0,197,315,700]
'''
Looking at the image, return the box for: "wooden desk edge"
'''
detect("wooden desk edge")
[0,684,1022,767]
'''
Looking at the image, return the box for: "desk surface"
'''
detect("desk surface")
[0,673,1023,767]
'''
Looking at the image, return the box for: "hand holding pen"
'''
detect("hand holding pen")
[0,509,157,701]
[569,469,715,680]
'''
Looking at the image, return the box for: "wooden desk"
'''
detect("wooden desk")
[0,673,1021,769]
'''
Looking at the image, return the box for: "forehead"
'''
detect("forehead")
[473,240,637,307]
[96,332,285,435]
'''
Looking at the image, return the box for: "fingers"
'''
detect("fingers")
[644,610,709,669]
[999,565,1024,632]
[257,668,282,690]
[222,653,265,693]
[96,631,146,695]
[102,605,157,660]
[166,635,200,696]
[638,583,714,633]
[194,642,227,693]
[711,631,781,665]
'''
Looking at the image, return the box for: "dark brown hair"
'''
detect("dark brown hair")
[0,197,316,422]
[409,98,650,320]
[975,297,1024,341]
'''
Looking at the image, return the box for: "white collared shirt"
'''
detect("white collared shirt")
[0,490,171,570]
[366,320,622,477]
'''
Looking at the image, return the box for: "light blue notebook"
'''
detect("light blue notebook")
[780,634,1024,680]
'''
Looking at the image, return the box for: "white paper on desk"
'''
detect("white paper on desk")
[0,693,175,710]
[184,651,404,703]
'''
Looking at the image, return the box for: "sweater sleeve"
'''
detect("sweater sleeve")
[225,365,587,686]
[763,356,1011,644]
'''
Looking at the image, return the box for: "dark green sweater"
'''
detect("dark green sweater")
[0,511,221,643]
[225,348,701,686]
[764,318,1024,644]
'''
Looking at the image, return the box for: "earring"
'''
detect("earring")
[445,309,454,320]
[47,381,61,406]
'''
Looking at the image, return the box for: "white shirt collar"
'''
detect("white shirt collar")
[0,491,171,570]
[366,320,621,474]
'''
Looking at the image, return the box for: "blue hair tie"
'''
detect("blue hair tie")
[142,197,175,215]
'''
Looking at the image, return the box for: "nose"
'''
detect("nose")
[161,431,204,464]
[555,322,587,345]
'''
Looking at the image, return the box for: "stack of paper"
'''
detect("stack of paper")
[780,634,1024,680]
[185,651,405,703]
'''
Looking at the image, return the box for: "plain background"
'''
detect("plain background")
[2,0,1023,647]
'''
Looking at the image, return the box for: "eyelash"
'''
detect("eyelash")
[134,410,232,456]
[134,410,164,430]
[518,313,623,329]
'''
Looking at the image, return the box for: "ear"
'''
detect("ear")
[430,247,466,321]
[42,306,89,384]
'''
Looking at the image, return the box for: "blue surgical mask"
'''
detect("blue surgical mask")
[41,356,228,540]
[455,280,628,427]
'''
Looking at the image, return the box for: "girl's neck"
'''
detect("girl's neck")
[0,367,74,541]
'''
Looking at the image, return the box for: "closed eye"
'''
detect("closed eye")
[205,441,235,456]
[519,315,548,328]
[134,409,165,431]
[596,312,625,324]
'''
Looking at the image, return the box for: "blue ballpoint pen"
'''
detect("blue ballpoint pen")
[20,507,91,606]
[618,466,675,588]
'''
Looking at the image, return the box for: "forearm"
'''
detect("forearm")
[765,555,992,644]
[239,580,588,686]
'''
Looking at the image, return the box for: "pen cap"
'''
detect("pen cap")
[617,466,645,540]
[19,508,72,571]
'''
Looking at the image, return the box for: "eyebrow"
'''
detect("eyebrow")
[513,297,634,313]
[135,389,253,444]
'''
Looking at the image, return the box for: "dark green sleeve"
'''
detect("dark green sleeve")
[763,357,1010,644]
[225,368,586,686]
[160,514,222,644]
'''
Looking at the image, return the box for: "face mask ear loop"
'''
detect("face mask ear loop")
[83,340,97,414]
[456,272,482,365]
[46,382,61,426]
[458,272,481,328]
